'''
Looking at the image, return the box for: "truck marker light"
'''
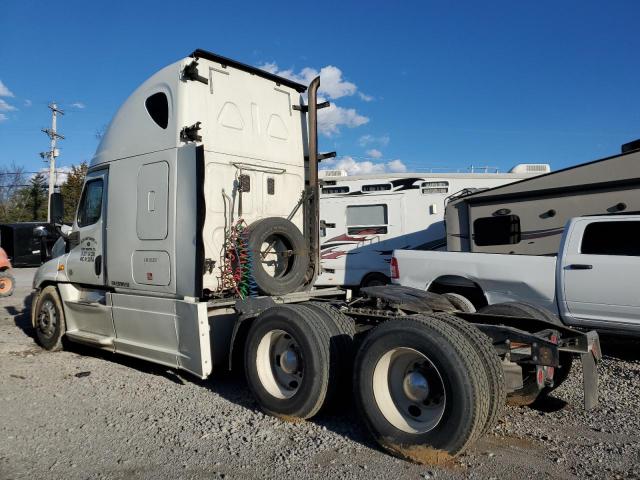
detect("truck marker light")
[57,264,64,271]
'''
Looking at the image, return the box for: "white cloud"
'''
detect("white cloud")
[318,102,369,136]
[386,159,407,173]
[71,102,85,109]
[259,63,357,100]
[358,92,374,102]
[366,149,383,159]
[321,156,407,175]
[0,113,7,122]
[0,80,14,98]
[358,134,390,147]
[0,99,17,112]
[24,99,32,107]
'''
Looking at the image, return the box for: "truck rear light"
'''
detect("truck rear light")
[390,256,399,279]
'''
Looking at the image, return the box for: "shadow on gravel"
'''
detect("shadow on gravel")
[599,335,640,361]
[8,292,34,338]
[528,395,569,413]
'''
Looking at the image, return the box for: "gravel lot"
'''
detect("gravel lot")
[1,268,639,479]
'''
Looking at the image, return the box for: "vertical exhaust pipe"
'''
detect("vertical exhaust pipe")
[305,76,321,284]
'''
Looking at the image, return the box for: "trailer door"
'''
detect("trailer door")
[66,169,108,286]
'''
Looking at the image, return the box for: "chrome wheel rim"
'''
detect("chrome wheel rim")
[373,347,446,434]
[37,299,57,339]
[256,329,303,399]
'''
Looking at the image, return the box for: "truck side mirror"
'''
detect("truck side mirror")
[50,192,64,225]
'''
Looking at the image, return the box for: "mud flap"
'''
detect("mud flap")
[581,330,601,410]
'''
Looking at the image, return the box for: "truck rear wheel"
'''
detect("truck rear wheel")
[353,317,490,462]
[34,286,66,351]
[442,293,476,313]
[244,305,333,419]
[431,313,506,435]
[300,302,356,405]
[478,302,572,405]
[0,271,15,297]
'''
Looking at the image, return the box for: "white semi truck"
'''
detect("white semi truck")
[31,49,600,463]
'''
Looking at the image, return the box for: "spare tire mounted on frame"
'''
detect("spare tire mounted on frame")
[244,217,310,296]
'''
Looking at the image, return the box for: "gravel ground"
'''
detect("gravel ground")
[1,268,639,479]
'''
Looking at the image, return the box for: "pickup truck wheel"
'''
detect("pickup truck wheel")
[0,271,15,297]
[432,313,505,435]
[34,286,66,351]
[244,305,331,420]
[478,302,570,405]
[442,293,476,313]
[353,316,490,462]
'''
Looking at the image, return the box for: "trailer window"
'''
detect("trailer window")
[77,179,103,227]
[581,221,640,256]
[346,204,388,235]
[322,186,349,194]
[473,215,521,246]
[145,92,169,129]
[362,183,391,192]
[421,181,449,194]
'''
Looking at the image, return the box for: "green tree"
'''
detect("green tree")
[6,173,48,222]
[60,162,88,223]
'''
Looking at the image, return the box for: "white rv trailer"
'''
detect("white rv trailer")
[316,164,550,288]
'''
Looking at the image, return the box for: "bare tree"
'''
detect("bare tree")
[0,162,26,221]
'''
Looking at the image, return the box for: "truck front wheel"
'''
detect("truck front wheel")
[353,317,490,463]
[33,286,66,351]
[244,305,333,420]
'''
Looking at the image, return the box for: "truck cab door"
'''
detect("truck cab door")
[560,218,640,327]
[66,169,108,286]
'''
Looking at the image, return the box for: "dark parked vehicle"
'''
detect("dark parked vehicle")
[0,223,60,267]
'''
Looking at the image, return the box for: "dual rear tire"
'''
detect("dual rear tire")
[245,305,504,462]
[353,315,502,461]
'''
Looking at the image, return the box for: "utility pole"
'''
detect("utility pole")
[40,103,64,222]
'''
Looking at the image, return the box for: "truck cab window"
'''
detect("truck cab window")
[346,204,388,235]
[473,215,521,246]
[77,179,104,227]
[581,221,640,256]
[145,92,169,129]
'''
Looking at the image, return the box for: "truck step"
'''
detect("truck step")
[65,330,114,347]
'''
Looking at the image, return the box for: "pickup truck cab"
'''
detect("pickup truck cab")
[393,215,640,335]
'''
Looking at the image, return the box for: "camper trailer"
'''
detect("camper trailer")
[29,49,599,462]
[317,165,550,288]
[445,139,640,255]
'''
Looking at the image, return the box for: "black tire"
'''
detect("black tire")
[361,272,390,288]
[33,286,66,351]
[442,293,476,313]
[244,305,331,419]
[478,302,572,405]
[431,313,506,435]
[0,271,15,297]
[301,302,356,403]
[354,316,490,462]
[245,217,309,296]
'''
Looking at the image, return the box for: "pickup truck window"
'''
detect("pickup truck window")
[473,215,521,246]
[581,221,640,256]
[77,179,103,228]
[346,204,388,235]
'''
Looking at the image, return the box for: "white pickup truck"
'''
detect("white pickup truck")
[392,215,640,336]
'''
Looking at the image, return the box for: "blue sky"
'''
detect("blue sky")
[1,0,639,177]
